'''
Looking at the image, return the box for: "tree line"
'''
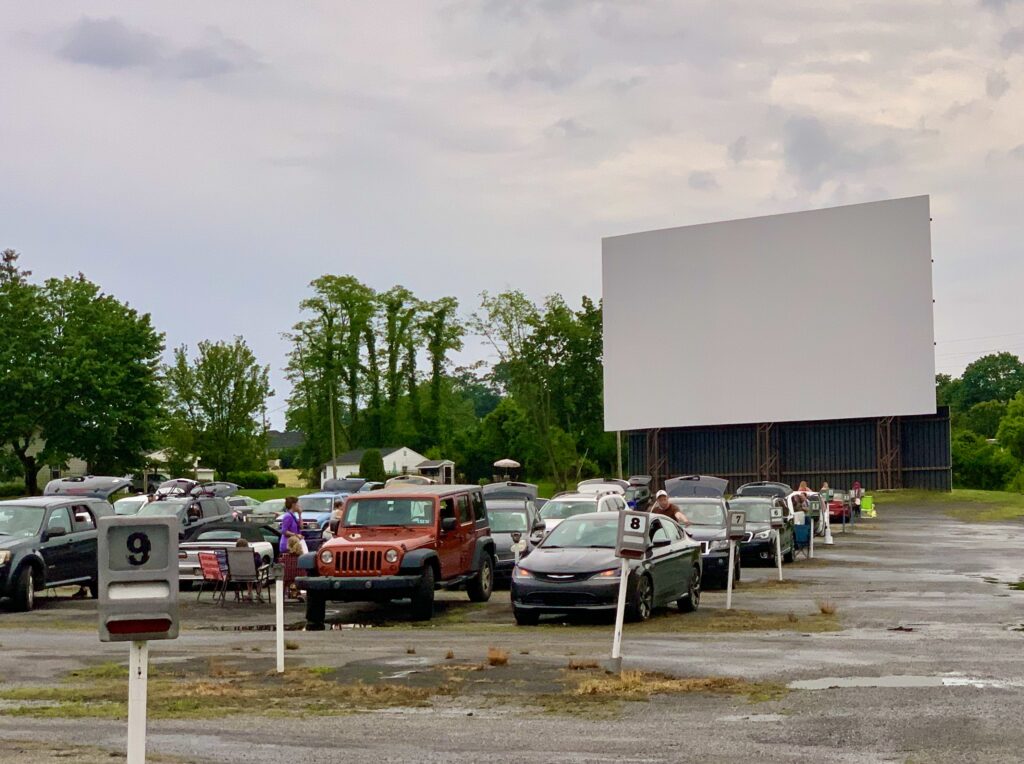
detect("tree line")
[0,251,611,493]
[936,352,1024,491]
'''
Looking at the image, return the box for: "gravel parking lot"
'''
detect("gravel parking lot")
[2,498,1023,763]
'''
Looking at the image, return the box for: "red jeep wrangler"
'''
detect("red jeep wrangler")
[297,485,495,625]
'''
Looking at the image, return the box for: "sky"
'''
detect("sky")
[2,1,1023,428]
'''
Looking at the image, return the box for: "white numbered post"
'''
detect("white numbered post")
[97,516,179,764]
[725,540,736,610]
[770,506,785,582]
[775,532,783,581]
[809,517,815,558]
[725,509,746,610]
[270,562,285,673]
[612,511,649,664]
[127,640,148,764]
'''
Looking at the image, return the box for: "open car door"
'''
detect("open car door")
[663,474,729,498]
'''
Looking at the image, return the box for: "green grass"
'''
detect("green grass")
[879,488,1024,522]
[245,487,304,501]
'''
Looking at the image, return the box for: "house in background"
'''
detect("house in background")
[416,459,456,484]
[320,446,428,487]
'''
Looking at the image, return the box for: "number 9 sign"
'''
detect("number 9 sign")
[107,525,168,572]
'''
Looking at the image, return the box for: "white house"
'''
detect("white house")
[320,446,428,488]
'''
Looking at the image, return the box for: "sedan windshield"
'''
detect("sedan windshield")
[488,509,529,533]
[0,505,45,537]
[194,530,242,542]
[113,497,148,516]
[137,501,183,518]
[539,500,596,521]
[542,516,618,548]
[729,500,772,523]
[298,497,333,512]
[680,502,726,526]
[343,498,434,527]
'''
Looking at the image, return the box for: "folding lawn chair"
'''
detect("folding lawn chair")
[196,550,228,604]
[225,547,267,604]
[792,522,812,560]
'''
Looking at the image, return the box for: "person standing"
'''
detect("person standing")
[651,490,690,525]
[279,497,304,600]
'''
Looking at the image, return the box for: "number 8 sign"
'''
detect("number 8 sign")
[616,510,649,559]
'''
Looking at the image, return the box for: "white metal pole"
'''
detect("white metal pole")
[725,540,735,610]
[775,531,783,582]
[809,517,815,558]
[611,557,629,660]
[276,578,285,673]
[127,640,148,764]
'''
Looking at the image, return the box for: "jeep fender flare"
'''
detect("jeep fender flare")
[399,548,440,576]
[297,552,319,574]
[471,538,496,572]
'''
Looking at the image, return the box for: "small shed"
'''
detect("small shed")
[416,459,455,485]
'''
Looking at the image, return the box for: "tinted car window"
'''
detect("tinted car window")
[196,530,242,542]
[439,498,456,522]
[71,505,96,531]
[456,495,472,524]
[540,500,596,520]
[651,522,670,543]
[0,505,45,537]
[47,507,73,534]
[542,516,617,548]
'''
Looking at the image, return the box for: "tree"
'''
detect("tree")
[961,400,1008,439]
[358,448,387,482]
[0,251,164,493]
[420,297,464,446]
[957,353,1024,409]
[164,338,272,479]
[951,430,1019,490]
[996,391,1024,463]
[935,373,963,410]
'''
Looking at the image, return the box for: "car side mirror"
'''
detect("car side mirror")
[441,517,457,532]
[529,530,544,544]
[532,521,546,532]
[45,526,68,540]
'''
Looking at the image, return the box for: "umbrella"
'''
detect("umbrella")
[493,458,521,469]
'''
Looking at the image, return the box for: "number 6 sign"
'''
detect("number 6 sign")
[615,510,649,559]
[97,516,179,642]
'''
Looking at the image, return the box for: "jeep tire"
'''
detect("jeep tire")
[305,591,327,627]
[12,566,35,612]
[467,553,494,602]
[410,565,435,621]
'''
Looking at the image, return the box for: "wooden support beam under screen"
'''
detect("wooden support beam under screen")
[876,416,902,490]
[756,423,779,482]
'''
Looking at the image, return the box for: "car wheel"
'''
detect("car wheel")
[467,554,493,602]
[678,565,701,613]
[627,574,653,622]
[513,608,539,626]
[783,543,795,563]
[12,566,35,612]
[734,557,741,584]
[410,565,435,621]
[88,580,99,599]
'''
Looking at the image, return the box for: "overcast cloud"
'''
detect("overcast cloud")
[2,1,1023,426]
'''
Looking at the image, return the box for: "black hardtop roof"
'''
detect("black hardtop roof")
[358,484,482,498]
[0,496,107,508]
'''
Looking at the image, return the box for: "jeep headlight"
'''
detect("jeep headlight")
[320,550,333,565]
[754,530,772,540]
[710,539,730,551]
[0,550,10,566]
[385,549,399,564]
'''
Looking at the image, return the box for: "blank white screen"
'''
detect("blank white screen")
[602,196,935,431]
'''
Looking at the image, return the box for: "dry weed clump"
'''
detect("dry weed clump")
[816,599,838,615]
[567,660,600,671]
[487,647,509,666]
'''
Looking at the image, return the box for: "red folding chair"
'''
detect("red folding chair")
[197,551,227,604]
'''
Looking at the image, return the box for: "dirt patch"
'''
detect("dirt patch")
[2,739,186,764]
[731,578,807,592]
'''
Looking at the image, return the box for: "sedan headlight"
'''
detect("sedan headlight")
[319,550,334,565]
[385,549,399,564]
[0,550,10,566]
[512,567,533,580]
[754,530,772,540]
[709,539,730,551]
[590,568,621,580]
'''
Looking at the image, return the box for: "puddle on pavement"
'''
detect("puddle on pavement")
[789,675,1016,690]
[194,620,383,632]
[717,713,788,723]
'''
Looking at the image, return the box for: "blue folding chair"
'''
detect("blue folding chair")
[793,523,812,560]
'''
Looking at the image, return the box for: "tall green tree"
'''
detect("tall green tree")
[996,391,1024,463]
[957,353,1024,409]
[420,297,464,447]
[0,251,164,493]
[164,338,272,479]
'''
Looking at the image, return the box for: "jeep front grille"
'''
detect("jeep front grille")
[334,549,384,575]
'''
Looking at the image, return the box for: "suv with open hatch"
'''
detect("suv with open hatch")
[0,476,127,611]
[298,485,496,626]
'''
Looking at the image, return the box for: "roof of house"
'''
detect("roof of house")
[323,447,403,468]
[417,459,455,469]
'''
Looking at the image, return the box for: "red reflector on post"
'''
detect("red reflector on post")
[107,618,172,635]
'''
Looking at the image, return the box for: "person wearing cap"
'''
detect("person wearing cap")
[651,490,689,525]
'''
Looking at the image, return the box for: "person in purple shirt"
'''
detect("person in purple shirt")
[279,496,302,554]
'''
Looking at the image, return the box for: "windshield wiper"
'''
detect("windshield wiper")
[583,545,614,549]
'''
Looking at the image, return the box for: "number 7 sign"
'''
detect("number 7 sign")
[97,516,179,642]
